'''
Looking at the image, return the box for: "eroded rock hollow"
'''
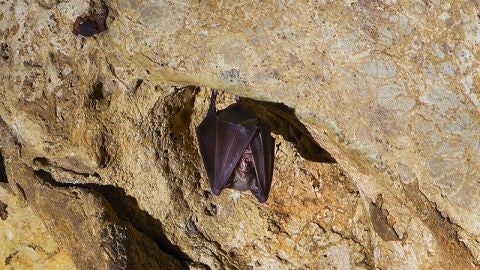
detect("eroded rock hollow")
[0,0,479,269]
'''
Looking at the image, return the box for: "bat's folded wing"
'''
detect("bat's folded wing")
[212,118,256,195]
[196,107,257,195]
[250,119,275,203]
[196,114,217,185]
[197,101,273,202]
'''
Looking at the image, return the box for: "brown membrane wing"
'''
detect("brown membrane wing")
[196,112,217,185]
[195,91,218,184]
[212,119,256,194]
[249,118,275,203]
[197,100,273,201]
[197,102,258,195]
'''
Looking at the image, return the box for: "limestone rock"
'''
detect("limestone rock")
[0,184,75,269]
[0,0,479,269]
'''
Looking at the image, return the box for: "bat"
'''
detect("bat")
[196,90,275,203]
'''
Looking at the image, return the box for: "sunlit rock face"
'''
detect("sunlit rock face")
[0,0,479,269]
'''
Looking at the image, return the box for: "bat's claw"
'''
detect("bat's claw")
[212,89,219,98]
[235,95,241,102]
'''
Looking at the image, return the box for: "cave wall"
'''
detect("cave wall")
[0,0,479,269]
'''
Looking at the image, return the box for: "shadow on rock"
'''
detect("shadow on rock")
[33,169,191,266]
[0,151,8,183]
[240,98,336,163]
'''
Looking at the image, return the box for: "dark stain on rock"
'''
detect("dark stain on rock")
[33,156,50,167]
[0,151,8,183]
[90,82,105,100]
[368,194,401,241]
[0,43,9,60]
[0,200,8,220]
[87,81,111,111]
[267,218,281,234]
[73,0,109,37]
[405,181,476,269]
[133,79,144,93]
[15,183,27,201]
[205,203,218,216]
[4,250,18,265]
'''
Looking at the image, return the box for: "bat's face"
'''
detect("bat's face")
[227,146,258,191]
[196,90,275,203]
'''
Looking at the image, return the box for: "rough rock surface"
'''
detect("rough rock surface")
[0,184,75,269]
[0,0,479,269]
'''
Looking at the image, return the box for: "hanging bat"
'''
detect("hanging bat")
[196,90,275,203]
